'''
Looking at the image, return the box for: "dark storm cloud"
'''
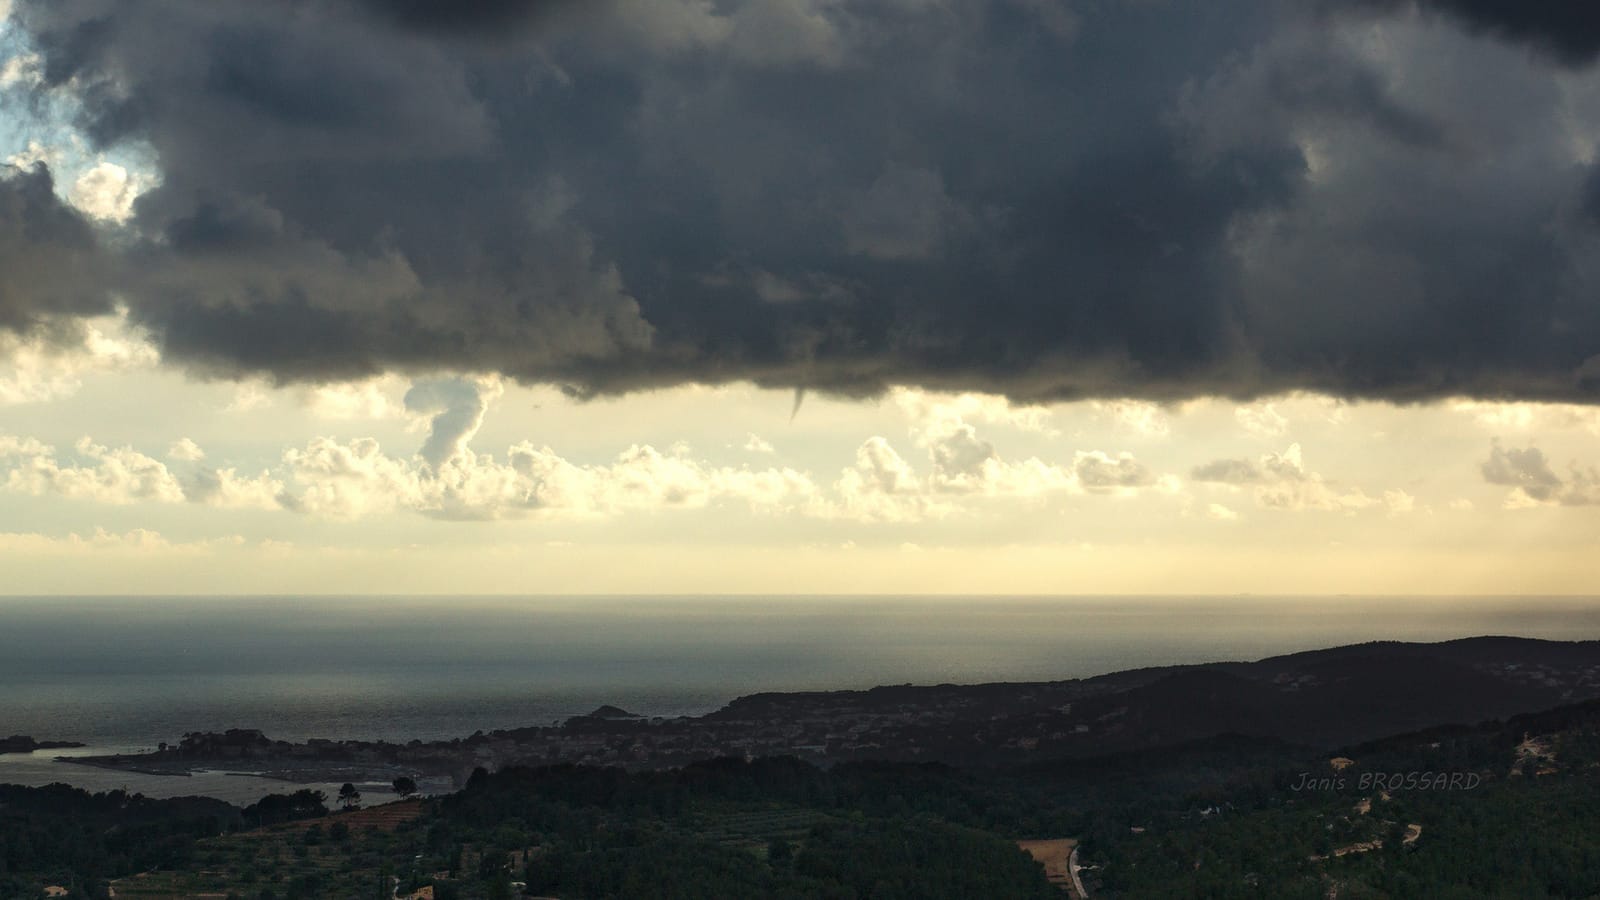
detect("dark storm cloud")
[0,164,112,337]
[350,0,581,33]
[1357,1,1600,66]
[6,0,1600,403]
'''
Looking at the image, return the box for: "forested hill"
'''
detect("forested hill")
[702,636,1600,760]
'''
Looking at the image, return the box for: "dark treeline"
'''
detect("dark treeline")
[429,759,1062,899]
[242,789,330,827]
[0,784,237,896]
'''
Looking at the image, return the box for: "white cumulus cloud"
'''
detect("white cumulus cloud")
[2,436,185,505]
[0,308,160,405]
[1192,443,1377,512]
[69,161,152,223]
[1481,441,1600,507]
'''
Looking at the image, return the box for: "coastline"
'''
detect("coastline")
[55,756,193,777]
[21,635,1600,803]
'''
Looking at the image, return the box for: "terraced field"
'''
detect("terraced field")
[686,805,834,849]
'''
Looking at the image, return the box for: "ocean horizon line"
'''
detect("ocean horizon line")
[5,592,1600,600]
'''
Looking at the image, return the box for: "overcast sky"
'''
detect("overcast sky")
[1,0,1597,594]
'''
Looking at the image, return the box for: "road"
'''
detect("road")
[1068,844,1089,898]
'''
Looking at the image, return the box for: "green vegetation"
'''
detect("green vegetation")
[10,699,1600,897]
[242,788,330,827]
[1094,701,1600,898]
[0,783,234,898]
[435,761,1058,899]
[337,782,362,811]
[0,759,1064,898]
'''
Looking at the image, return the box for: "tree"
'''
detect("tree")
[767,837,793,867]
[392,776,418,799]
[338,783,362,811]
[243,789,327,827]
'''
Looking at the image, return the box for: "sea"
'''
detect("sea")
[2,594,1598,804]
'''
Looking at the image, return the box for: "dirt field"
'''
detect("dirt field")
[320,798,425,832]
[1018,837,1080,896]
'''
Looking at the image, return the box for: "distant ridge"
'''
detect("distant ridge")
[704,635,1600,760]
[58,636,1600,781]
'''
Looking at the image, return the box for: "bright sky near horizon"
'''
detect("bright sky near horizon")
[4,329,1597,594]
[3,2,1600,595]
